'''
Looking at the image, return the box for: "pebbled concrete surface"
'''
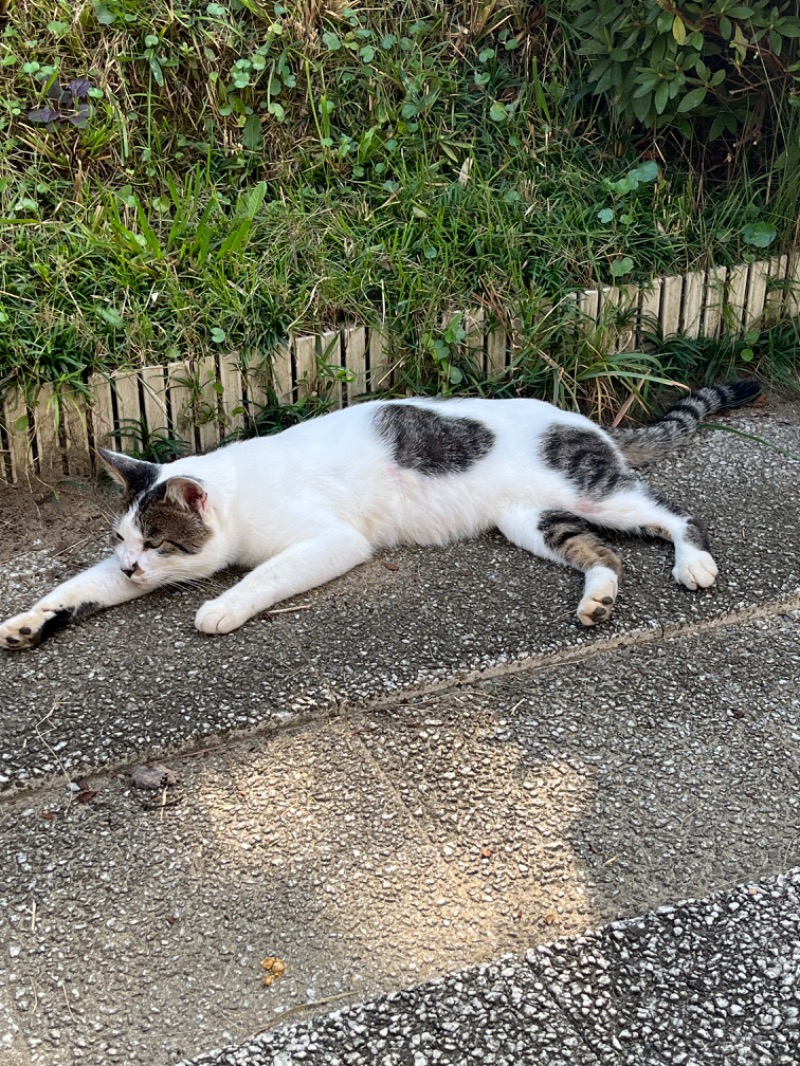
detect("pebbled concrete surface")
[0,408,798,794]
[179,868,800,1066]
[0,400,799,1065]
[1,613,799,1065]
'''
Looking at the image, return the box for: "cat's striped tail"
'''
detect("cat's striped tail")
[609,381,761,466]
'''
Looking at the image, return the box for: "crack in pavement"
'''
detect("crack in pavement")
[357,592,800,712]
[2,591,797,806]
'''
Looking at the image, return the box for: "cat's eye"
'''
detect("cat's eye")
[113,531,123,541]
[143,539,163,551]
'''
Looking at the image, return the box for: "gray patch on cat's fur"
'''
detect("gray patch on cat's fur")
[540,427,632,498]
[376,404,495,475]
[134,483,211,554]
[683,518,711,552]
[538,510,623,579]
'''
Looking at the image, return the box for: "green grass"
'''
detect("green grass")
[642,320,800,399]
[0,0,798,413]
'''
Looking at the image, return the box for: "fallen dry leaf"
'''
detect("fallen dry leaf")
[131,764,180,790]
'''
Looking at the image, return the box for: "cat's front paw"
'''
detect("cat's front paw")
[0,606,60,651]
[195,597,250,635]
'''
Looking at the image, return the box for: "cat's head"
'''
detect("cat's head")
[99,450,221,587]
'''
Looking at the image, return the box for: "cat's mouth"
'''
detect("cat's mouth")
[121,566,151,585]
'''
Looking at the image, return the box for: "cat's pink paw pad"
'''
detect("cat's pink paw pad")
[673,551,718,591]
[577,570,618,627]
[0,607,57,651]
[195,599,247,635]
[577,593,616,627]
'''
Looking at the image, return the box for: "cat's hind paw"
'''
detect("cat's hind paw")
[0,607,61,651]
[576,568,618,627]
[672,550,718,591]
[195,597,249,635]
[577,593,616,627]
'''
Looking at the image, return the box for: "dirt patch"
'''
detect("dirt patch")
[0,476,114,565]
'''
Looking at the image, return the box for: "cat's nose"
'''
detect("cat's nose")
[121,566,136,578]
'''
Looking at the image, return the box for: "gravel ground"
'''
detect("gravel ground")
[179,867,800,1066]
[1,401,799,1065]
[1,614,798,1065]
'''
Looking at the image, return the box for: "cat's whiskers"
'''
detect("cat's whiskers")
[163,575,217,593]
[98,504,120,525]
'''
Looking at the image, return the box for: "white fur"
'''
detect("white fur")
[0,397,718,648]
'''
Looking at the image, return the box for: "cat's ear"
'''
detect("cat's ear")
[164,476,207,513]
[98,449,160,499]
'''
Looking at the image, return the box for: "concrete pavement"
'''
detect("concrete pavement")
[181,868,800,1066]
[0,400,798,1064]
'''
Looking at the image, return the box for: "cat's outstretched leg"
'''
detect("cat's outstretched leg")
[196,526,373,635]
[0,556,153,651]
[589,482,718,591]
[497,506,623,626]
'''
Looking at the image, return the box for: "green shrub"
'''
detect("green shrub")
[0,0,798,408]
[557,0,800,143]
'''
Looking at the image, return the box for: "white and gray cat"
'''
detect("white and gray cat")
[0,382,759,650]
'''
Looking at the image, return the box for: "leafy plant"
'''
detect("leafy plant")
[239,387,330,440]
[605,161,659,196]
[610,256,634,278]
[556,0,800,147]
[597,160,660,236]
[0,0,796,420]
[742,221,777,248]
[27,77,94,130]
[115,418,190,463]
[640,319,800,396]
[421,314,472,391]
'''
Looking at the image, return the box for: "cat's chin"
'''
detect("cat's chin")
[123,571,162,590]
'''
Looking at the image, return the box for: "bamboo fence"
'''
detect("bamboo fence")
[1,253,797,484]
